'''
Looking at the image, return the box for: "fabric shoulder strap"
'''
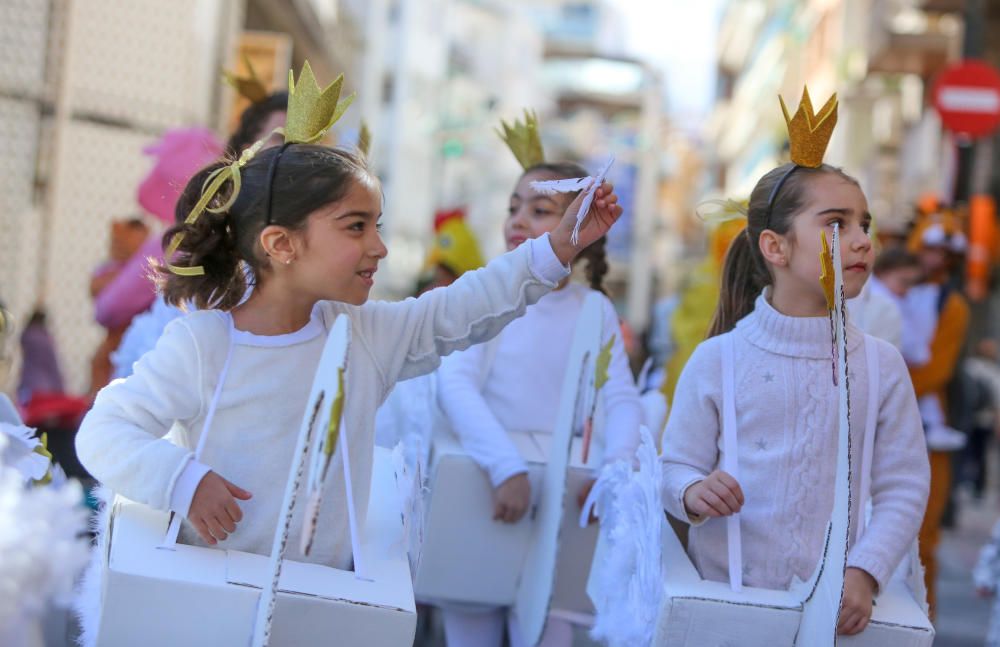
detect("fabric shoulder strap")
[721,333,743,591]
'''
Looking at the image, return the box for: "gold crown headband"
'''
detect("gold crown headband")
[496,109,545,170]
[166,61,355,276]
[223,54,269,104]
[765,87,838,229]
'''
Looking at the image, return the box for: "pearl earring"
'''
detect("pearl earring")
[285,259,292,265]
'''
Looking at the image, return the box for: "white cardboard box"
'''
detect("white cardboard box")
[651,521,934,647]
[95,447,416,647]
[414,427,599,613]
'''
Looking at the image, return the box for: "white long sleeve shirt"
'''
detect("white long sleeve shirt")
[437,283,642,487]
[661,292,930,591]
[77,235,569,570]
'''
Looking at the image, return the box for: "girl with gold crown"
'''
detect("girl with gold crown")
[660,89,929,639]
[73,64,623,643]
[434,111,641,647]
[111,61,289,382]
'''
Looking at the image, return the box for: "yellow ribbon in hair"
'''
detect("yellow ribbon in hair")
[164,139,266,276]
[694,198,748,226]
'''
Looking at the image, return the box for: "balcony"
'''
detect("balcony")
[868,0,961,78]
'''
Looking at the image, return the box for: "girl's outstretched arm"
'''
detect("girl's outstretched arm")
[354,184,622,395]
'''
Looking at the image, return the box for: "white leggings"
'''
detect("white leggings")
[441,607,573,647]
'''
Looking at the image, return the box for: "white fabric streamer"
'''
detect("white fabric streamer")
[582,425,663,647]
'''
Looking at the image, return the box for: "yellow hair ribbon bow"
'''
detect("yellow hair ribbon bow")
[164,137,269,276]
[694,198,748,226]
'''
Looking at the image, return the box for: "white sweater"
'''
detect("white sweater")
[661,292,930,591]
[438,283,641,487]
[77,235,569,570]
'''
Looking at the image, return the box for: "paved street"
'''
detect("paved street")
[935,488,995,646]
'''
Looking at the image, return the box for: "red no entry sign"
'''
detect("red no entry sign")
[933,60,1000,138]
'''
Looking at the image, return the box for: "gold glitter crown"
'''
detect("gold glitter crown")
[496,109,545,170]
[285,61,355,144]
[779,87,838,168]
[166,61,355,276]
[222,54,269,104]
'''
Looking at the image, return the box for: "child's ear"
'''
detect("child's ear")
[758,229,789,267]
[259,225,296,265]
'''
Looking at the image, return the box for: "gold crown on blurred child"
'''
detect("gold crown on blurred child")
[496,109,545,170]
[223,54,270,104]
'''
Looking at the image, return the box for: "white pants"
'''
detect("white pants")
[442,607,573,647]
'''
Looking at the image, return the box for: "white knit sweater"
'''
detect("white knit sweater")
[661,292,930,591]
[77,235,569,570]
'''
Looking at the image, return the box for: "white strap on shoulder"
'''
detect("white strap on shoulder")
[721,333,743,592]
[856,334,880,544]
[162,318,237,548]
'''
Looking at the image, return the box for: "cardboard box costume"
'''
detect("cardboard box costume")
[92,316,416,647]
[415,291,607,643]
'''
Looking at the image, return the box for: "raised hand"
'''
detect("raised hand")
[549,181,623,265]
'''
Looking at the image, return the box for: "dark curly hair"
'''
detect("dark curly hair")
[155,144,378,310]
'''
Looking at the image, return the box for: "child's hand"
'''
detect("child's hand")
[577,478,598,525]
[188,471,252,545]
[838,567,877,635]
[682,470,744,520]
[493,472,531,523]
[550,182,622,265]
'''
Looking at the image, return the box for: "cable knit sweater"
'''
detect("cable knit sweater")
[661,292,930,591]
[76,235,568,571]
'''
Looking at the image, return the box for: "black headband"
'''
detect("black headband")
[764,164,799,231]
[263,142,293,225]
